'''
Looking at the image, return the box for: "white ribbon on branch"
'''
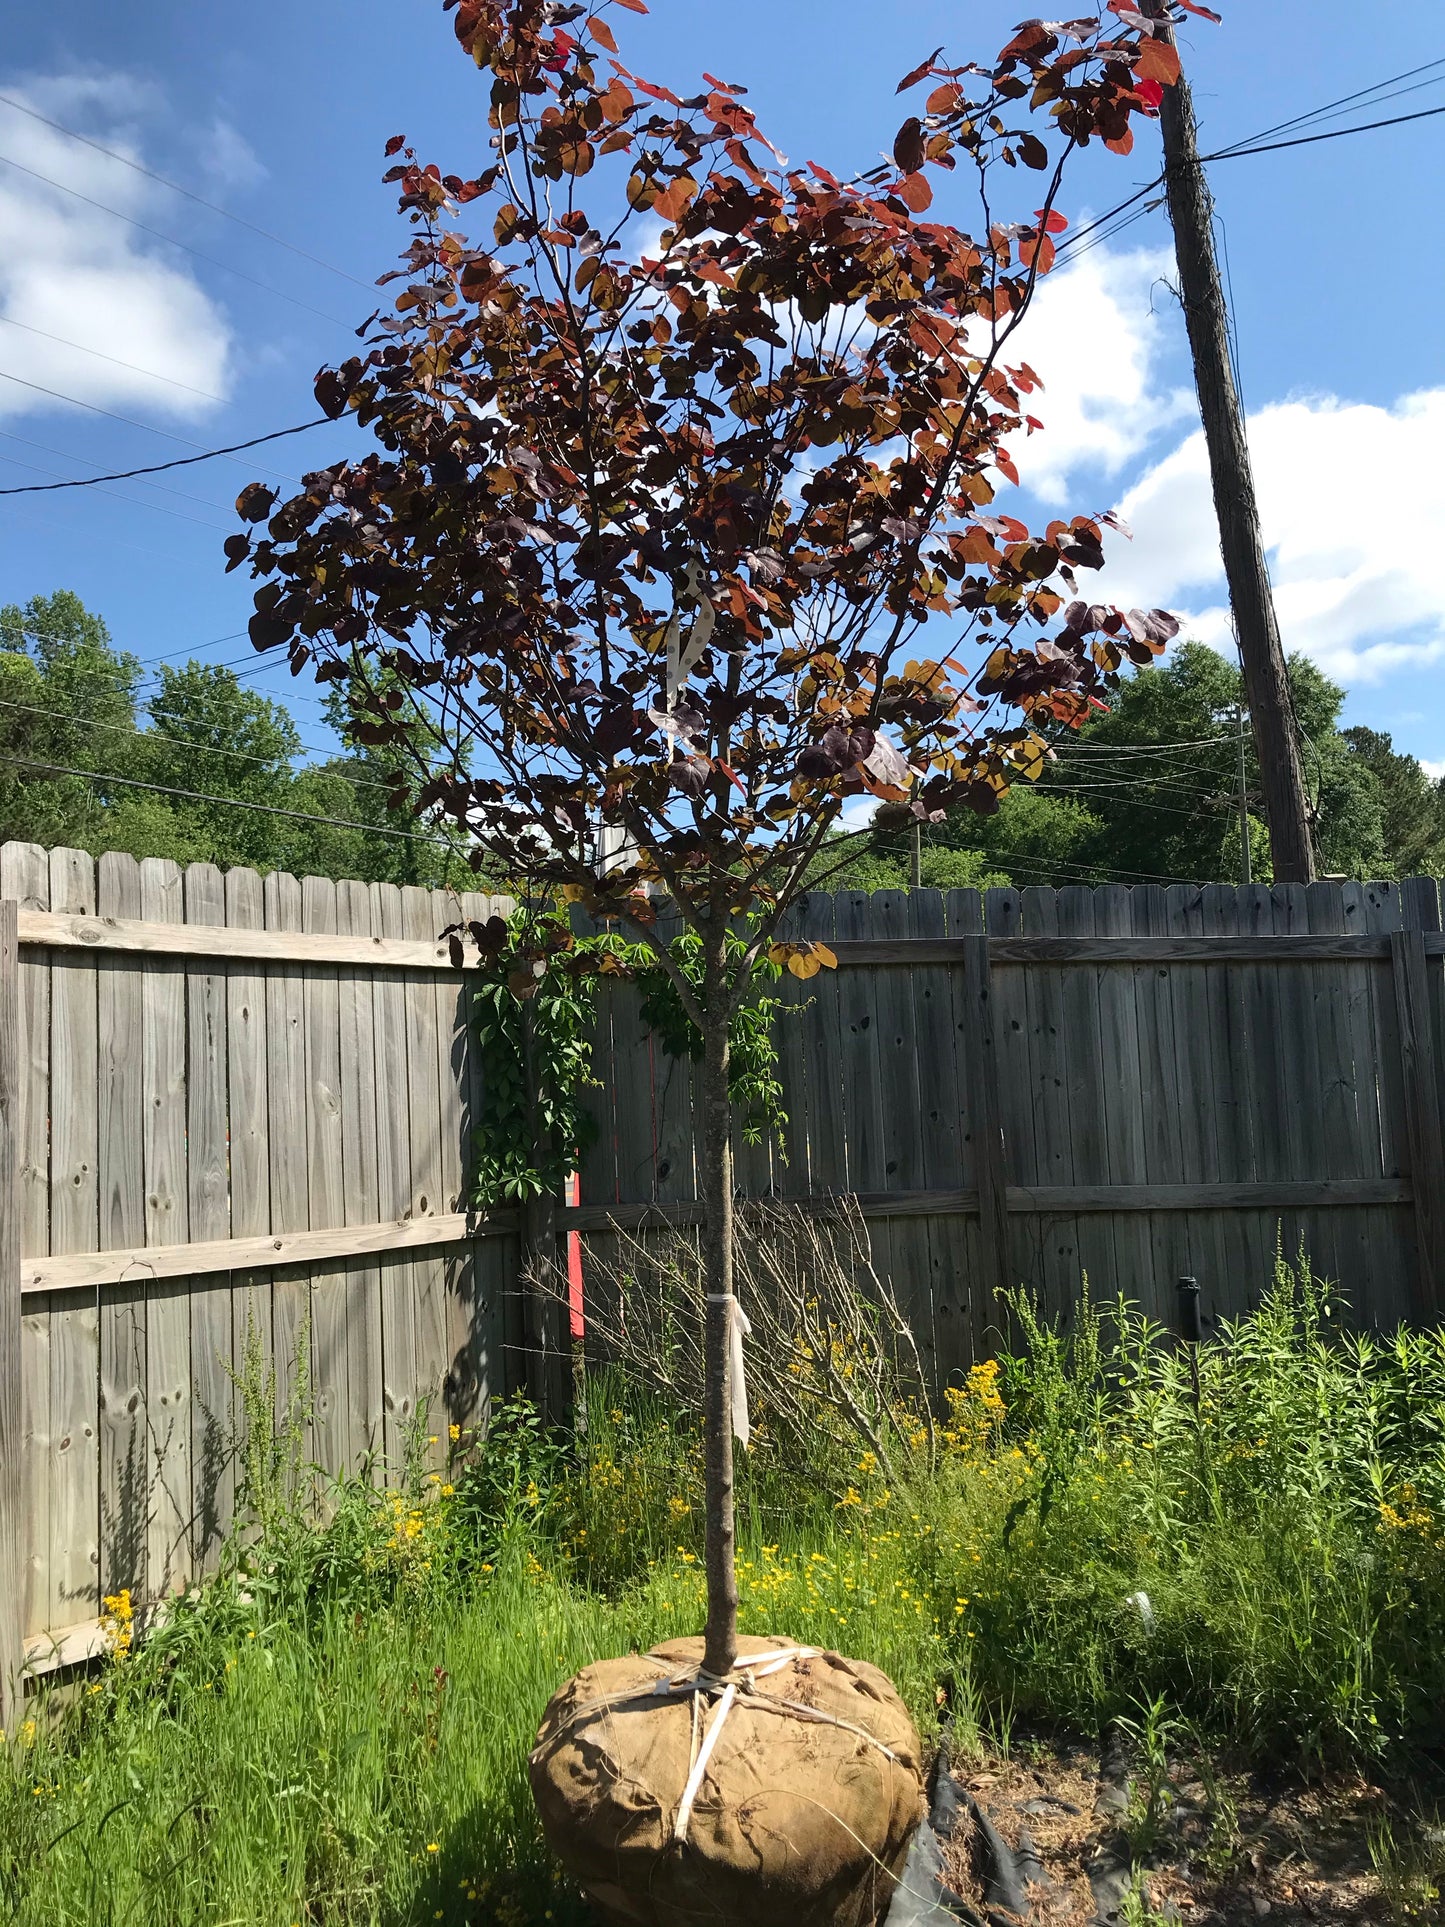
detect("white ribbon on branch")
[663,555,716,712]
[706,1291,751,1446]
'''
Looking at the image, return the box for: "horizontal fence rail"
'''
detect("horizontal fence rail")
[17,910,490,972]
[23,911,1445,970]
[2,848,1444,1705]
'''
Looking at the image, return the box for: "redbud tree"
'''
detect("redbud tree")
[232,0,1189,1673]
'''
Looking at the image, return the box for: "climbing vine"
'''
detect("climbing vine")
[469,905,787,1213]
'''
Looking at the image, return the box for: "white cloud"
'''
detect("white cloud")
[1423,759,1445,783]
[838,795,879,833]
[991,247,1445,692]
[0,75,232,422]
[993,246,1194,501]
[1093,389,1445,685]
[195,120,263,193]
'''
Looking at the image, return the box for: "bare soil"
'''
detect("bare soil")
[938,1736,1444,1925]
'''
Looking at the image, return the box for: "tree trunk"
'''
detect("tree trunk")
[520,1003,563,1419]
[698,940,739,1678]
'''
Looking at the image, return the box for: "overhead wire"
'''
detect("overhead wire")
[0,416,332,496]
[1044,735,1234,755]
[1054,60,1445,267]
[0,91,373,290]
[1202,100,1445,163]
[0,428,242,516]
[888,828,1197,888]
[0,448,234,530]
[0,150,353,327]
[0,370,315,486]
[0,752,455,847]
[1201,54,1445,158]
[0,313,226,406]
[0,694,395,792]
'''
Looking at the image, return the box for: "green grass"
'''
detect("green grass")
[0,1388,946,1926]
[5,1248,1445,1924]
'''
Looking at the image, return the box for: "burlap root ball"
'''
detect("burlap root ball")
[529,1634,924,1927]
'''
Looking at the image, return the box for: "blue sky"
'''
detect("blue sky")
[2,0,1443,770]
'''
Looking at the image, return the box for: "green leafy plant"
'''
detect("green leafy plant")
[632,928,786,1149]
[469,903,787,1211]
[1116,1694,1185,1859]
[471,909,601,1209]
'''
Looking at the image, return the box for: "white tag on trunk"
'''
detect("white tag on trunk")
[706,1292,751,1447]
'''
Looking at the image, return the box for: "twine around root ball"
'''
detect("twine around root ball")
[530,1637,927,1927]
[535,1644,905,1844]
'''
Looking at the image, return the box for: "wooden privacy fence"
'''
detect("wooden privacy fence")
[1,848,1444,1719]
[574,875,1445,1404]
[0,842,516,1720]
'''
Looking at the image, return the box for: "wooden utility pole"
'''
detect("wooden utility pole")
[1154,12,1315,882]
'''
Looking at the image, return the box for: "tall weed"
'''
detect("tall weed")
[914,1251,1445,1764]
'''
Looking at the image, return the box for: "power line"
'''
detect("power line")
[1048,734,1233,755]
[0,751,452,846]
[0,150,352,327]
[0,92,372,291]
[0,694,394,791]
[1054,197,1160,265]
[1055,66,1445,266]
[0,428,239,515]
[0,369,310,485]
[0,448,233,530]
[1201,99,1445,163]
[0,313,226,406]
[0,417,331,496]
[1202,54,1445,158]
[900,831,1196,888]
[1036,781,1225,819]
[144,628,247,664]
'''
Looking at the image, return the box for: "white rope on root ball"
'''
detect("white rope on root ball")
[533,1642,906,1846]
[529,1634,925,1927]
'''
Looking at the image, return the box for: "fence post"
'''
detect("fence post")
[960,932,1010,1309]
[0,900,21,1733]
[1390,917,1445,1321]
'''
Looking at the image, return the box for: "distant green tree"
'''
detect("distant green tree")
[1047,638,1243,882]
[1340,726,1445,878]
[806,835,1007,895]
[920,784,1104,889]
[309,678,478,890]
[0,591,146,849]
[0,590,480,884]
[828,640,1415,889]
[1288,657,1387,880]
[138,662,302,870]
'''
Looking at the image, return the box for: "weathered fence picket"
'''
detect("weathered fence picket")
[1,843,1443,1714]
